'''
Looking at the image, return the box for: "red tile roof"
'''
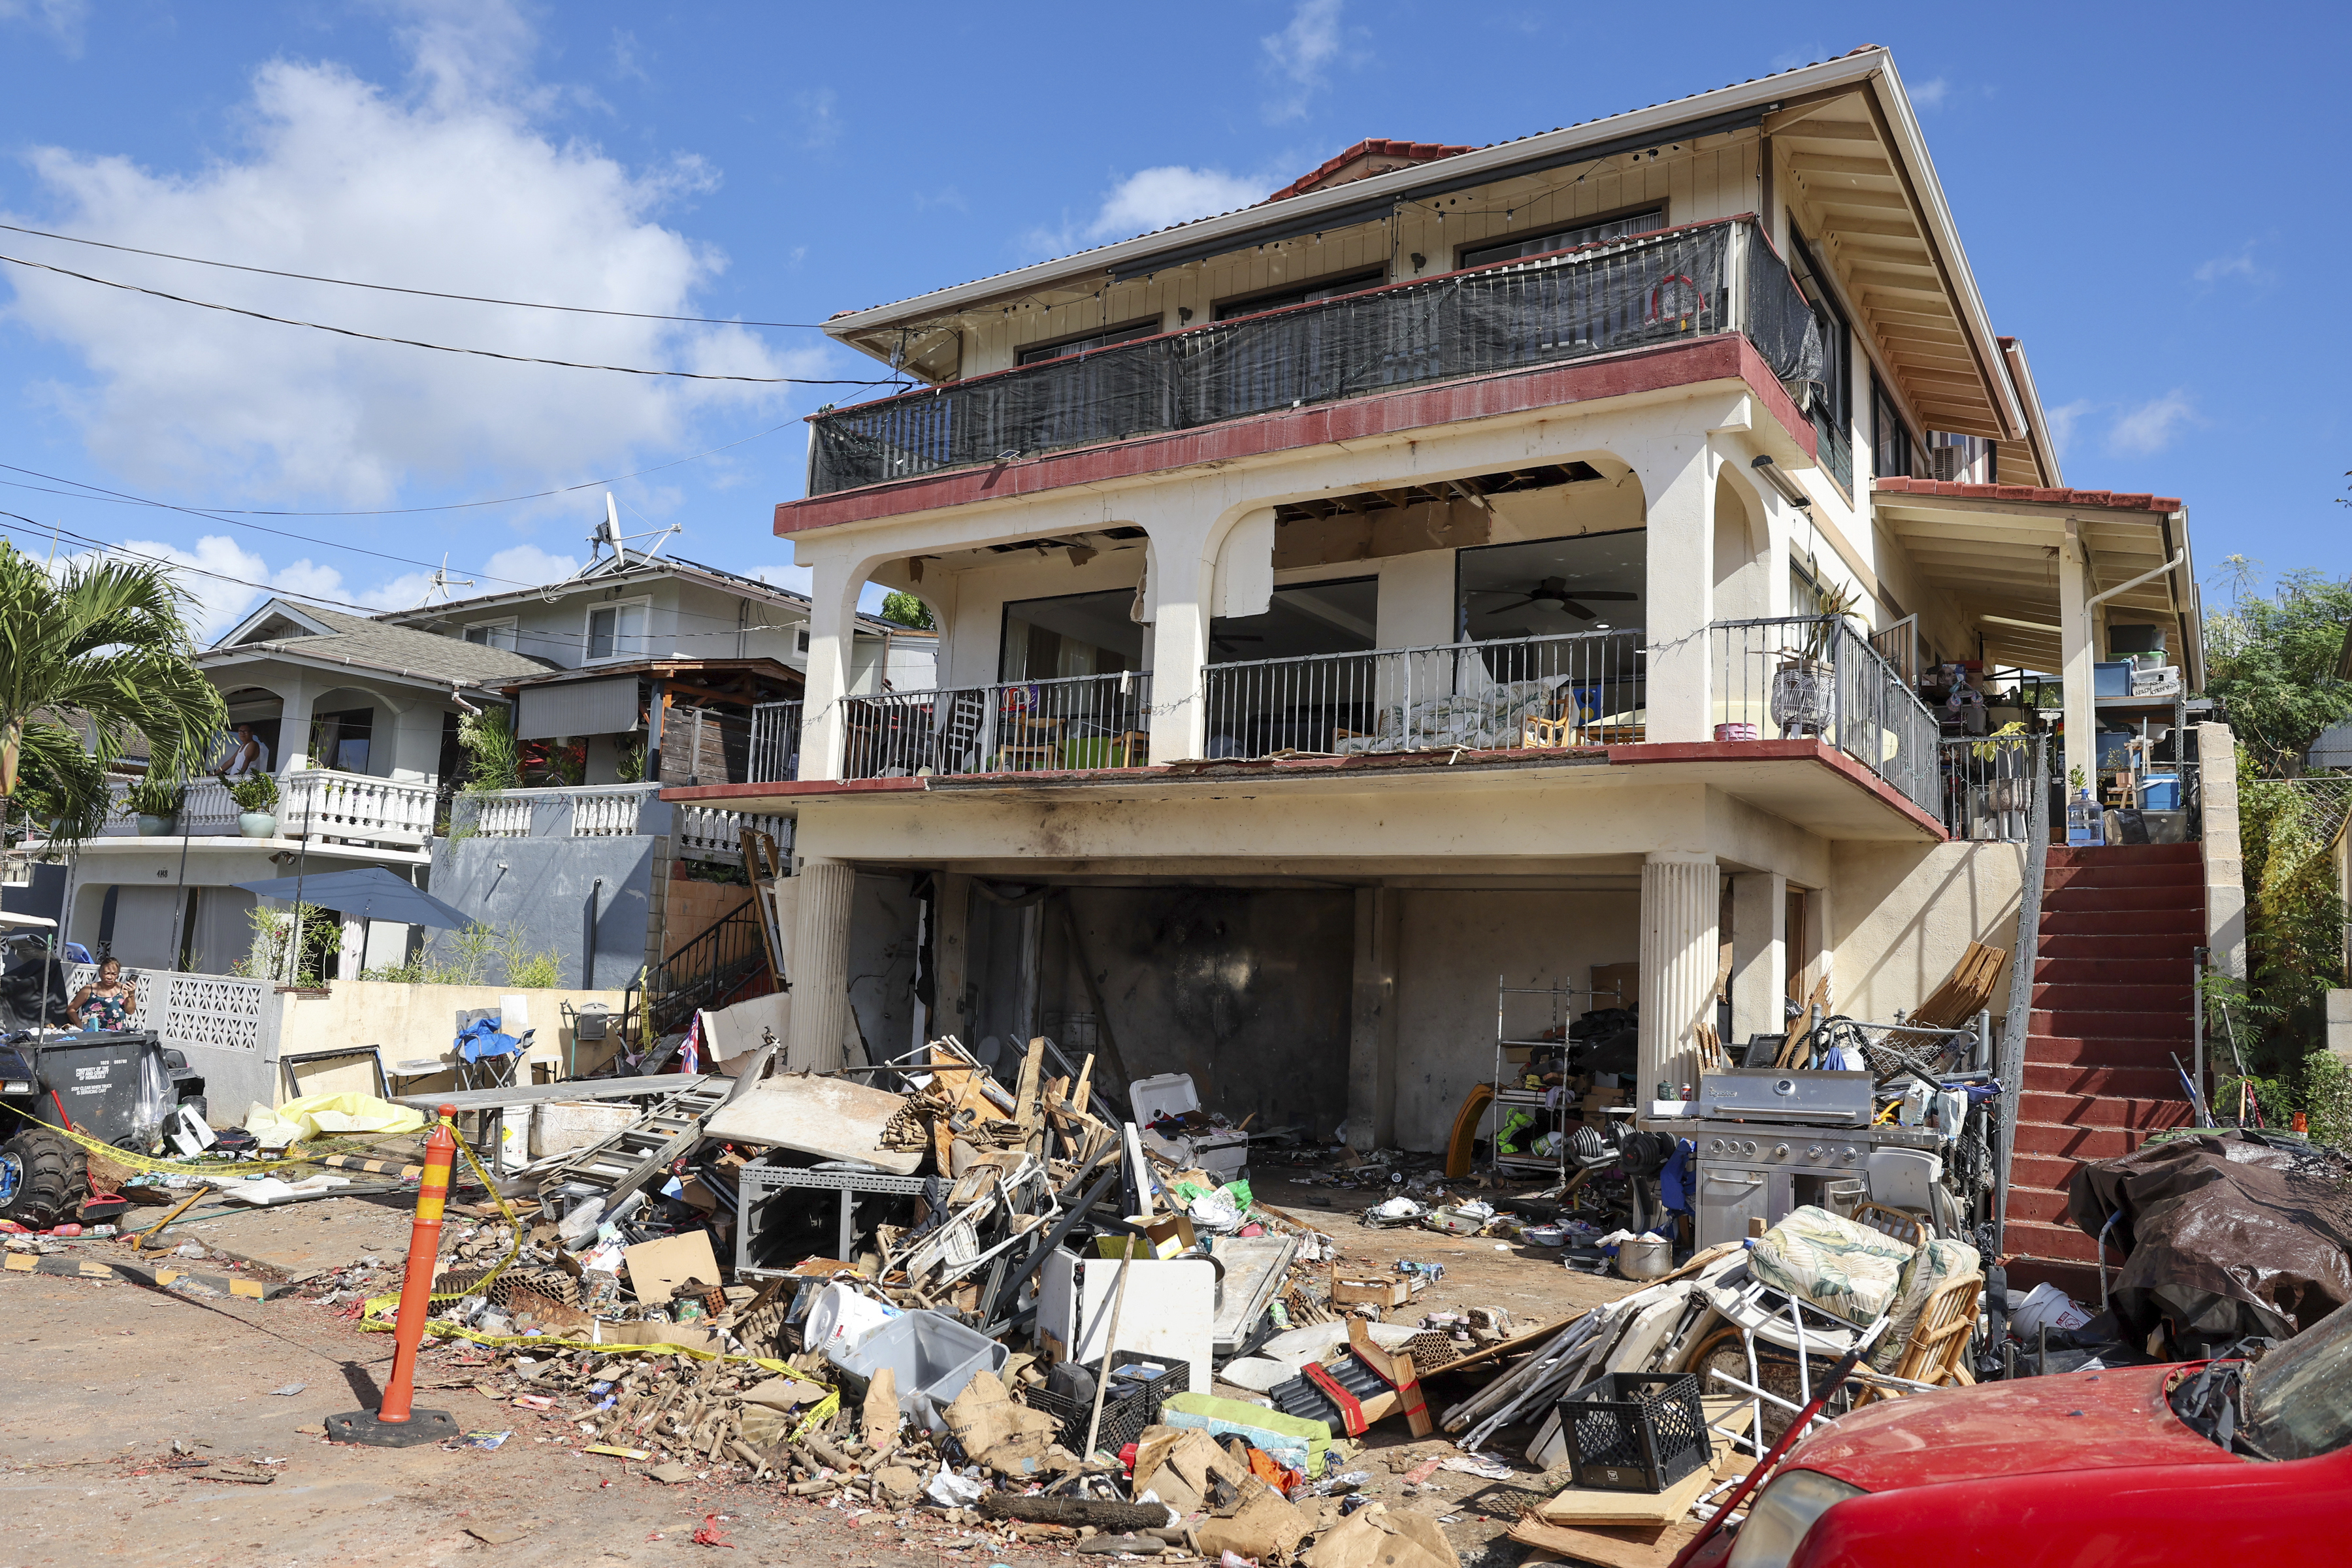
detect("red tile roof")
[1264,139,1479,203]
[1872,477,2181,513]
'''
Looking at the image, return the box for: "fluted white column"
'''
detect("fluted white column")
[1639,852,1720,1103]
[786,858,856,1071]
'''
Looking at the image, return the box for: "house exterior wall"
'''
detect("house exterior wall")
[427,832,658,991]
[1827,839,2025,1027]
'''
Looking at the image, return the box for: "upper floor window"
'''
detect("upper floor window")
[1000,589,1144,682]
[586,597,650,661]
[1017,319,1164,367]
[462,617,519,651]
[1458,205,1665,270]
[1871,375,1916,481]
[1214,267,1386,322]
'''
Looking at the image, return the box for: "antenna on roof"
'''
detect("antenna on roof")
[582,491,683,571]
[410,554,476,608]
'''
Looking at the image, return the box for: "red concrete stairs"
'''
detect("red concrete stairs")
[2004,843,2202,1298]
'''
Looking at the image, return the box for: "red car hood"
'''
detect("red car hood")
[1784,1365,2242,1492]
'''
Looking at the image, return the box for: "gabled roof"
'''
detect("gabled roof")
[206,598,556,688]
[374,552,917,637]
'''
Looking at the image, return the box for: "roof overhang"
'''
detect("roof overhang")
[1870,481,2198,681]
[197,642,517,697]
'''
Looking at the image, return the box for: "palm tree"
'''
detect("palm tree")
[0,544,227,847]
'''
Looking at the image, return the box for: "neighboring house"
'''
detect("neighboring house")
[674,47,2223,1199]
[48,598,549,977]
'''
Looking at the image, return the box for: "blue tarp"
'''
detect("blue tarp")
[455,1016,521,1062]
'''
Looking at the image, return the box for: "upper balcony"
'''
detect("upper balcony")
[66,768,439,860]
[792,217,1821,515]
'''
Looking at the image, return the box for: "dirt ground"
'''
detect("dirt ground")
[3,1173,1635,1568]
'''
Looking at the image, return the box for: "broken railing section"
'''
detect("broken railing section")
[838,672,1155,780]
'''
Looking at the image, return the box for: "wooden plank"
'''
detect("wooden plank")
[1510,1519,1699,1568]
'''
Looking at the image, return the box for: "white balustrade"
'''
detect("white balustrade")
[281,768,438,848]
[473,795,535,837]
[570,788,654,837]
[675,803,792,864]
[65,964,269,1054]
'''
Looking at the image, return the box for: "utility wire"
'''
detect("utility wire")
[0,220,832,329]
[0,252,902,385]
[0,412,802,518]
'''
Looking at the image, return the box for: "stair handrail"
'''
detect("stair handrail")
[644,901,770,1037]
[1991,732,2051,1251]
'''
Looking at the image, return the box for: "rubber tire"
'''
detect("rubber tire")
[0,1128,88,1230]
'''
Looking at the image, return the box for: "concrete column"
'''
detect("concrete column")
[1632,438,1717,743]
[796,553,866,782]
[2059,517,2095,792]
[1346,885,1401,1151]
[932,872,973,1041]
[2198,722,2246,979]
[785,857,855,1072]
[1729,870,1788,1047]
[1145,527,1213,764]
[1639,852,1720,1102]
[386,698,442,784]
[274,674,316,772]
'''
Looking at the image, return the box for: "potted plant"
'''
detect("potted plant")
[124,774,186,836]
[1770,583,1863,738]
[227,771,278,838]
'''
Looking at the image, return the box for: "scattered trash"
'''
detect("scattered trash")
[267,1383,307,1397]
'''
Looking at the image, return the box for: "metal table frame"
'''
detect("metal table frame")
[736,1164,931,1276]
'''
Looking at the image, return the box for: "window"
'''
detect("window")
[1000,589,1145,682]
[1209,578,1378,662]
[1786,228,1853,490]
[308,706,373,774]
[1214,267,1386,322]
[1459,205,1665,270]
[1017,318,1164,367]
[1925,431,1997,485]
[1457,529,1646,641]
[794,628,811,655]
[462,617,518,651]
[1871,375,1916,481]
[585,597,649,661]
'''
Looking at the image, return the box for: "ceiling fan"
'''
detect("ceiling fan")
[1473,578,1639,621]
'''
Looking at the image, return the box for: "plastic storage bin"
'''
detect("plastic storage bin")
[824,1308,1010,1428]
[2140,774,2181,811]
[1028,1350,1189,1458]
[2093,661,2132,697]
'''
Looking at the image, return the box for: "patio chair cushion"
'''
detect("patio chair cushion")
[1870,1236,1983,1371]
[1331,678,1564,754]
[1752,1204,1918,1323]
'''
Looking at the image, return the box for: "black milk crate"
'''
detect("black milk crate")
[1030,1350,1188,1458]
[1555,1371,1708,1493]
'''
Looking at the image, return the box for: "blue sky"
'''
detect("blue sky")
[0,1,2343,640]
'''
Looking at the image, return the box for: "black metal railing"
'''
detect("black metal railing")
[1939,734,2036,842]
[838,671,1154,780]
[1200,629,1644,759]
[642,902,772,1038]
[808,216,1822,495]
[1710,615,1939,817]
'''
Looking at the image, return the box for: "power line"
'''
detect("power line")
[0,508,833,653]
[0,220,833,329]
[0,412,802,518]
[0,252,904,385]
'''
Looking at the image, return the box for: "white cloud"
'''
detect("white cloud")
[1,0,831,512]
[2193,240,2264,286]
[1089,167,1267,240]
[0,0,88,57]
[1910,77,1951,109]
[76,534,353,644]
[797,87,841,150]
[2046,398,2094,456]
[1261,0,1345,120]
[2108,389,2197,456]
[361,540,582,612]
[610,29,651,85]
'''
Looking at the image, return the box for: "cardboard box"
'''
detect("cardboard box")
[621,1232,723,1304]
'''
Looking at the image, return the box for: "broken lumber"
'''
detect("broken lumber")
[979,1495,1172,1531]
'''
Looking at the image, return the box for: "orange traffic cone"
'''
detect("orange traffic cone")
[328,1105,463,1446]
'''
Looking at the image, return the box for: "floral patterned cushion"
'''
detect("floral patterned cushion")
[1751,1205,1918,1323]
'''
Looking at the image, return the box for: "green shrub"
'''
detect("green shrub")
[123,773,186,817]
[226,772,278,813]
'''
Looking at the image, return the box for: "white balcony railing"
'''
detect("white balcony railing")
[473,794,534,837]
[677,803,792,864]
[572,788,652,837]
[90,768,435,851]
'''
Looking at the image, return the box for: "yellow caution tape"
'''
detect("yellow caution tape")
[790,1390,841,1444]
[46,1119,427,1177]
[425,1129,523,1304]
[356,1296,793,1373]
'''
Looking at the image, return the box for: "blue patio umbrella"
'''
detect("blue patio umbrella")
[233,866,473,930]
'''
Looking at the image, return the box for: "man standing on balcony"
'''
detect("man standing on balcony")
[214,723,270,781]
